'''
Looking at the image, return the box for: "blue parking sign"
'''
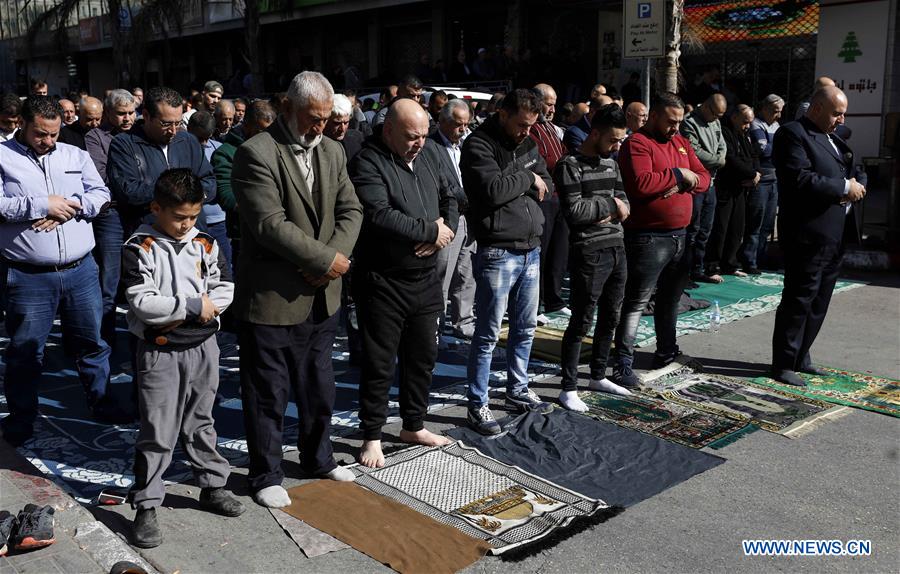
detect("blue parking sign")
[638,3,651,18]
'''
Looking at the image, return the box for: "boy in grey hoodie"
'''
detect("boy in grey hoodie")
[121,168,243,548]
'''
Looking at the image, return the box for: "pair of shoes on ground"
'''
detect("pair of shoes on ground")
[132,487,245,549]
[467,389,554,435]
[0,504,56,556]
[537,306,572,325]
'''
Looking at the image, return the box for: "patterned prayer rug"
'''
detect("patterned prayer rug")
[446,410,724,508]
[499,326,591,364]
[0,318,559,503]
[579,391,758,449]
[539,272,863,348]
[349,442,615,555]
[751,367,900,418]
[639,363,848,437]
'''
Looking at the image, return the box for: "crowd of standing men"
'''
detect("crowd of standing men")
[0,69,864,547]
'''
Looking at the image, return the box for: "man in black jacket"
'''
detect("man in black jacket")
[350,99,458,467]
[461,88,553,436]
[706,104,760,277]
[771,86,866,386]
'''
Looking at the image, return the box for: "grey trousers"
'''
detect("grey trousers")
[435,214,477,337]
[131,337,230,509]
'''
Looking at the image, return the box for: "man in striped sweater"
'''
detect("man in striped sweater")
[555,105,634,412]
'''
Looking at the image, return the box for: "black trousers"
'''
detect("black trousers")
[239,301,338,493]
[539,196,570,312]
[706,187,747,274]
[560,245,627,390]
[772,240,843,371]
[354,267,442,441]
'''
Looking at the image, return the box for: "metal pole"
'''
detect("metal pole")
[643,58,651,107]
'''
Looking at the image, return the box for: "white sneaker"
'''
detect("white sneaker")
[536,313,549,325]
[557,306,572,318]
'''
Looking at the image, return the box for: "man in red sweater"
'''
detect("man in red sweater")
[611,92,711,387]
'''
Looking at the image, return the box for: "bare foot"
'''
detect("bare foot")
[358,440,385,468]
[732,270,748,277]
[709,274,724,284]
[399,428,452,447]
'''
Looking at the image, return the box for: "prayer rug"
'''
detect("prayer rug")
[446,410,725,507]
[751,367,900,418]
[499,327,590,364]
[349,442,615,555]
[284,480,491,574]
[538,272,863,348]
[578,391,758,449]
[640,363,848,437]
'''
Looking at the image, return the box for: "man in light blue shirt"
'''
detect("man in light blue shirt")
[0,97,122,446]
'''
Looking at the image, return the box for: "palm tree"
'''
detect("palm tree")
[26,0,188,88]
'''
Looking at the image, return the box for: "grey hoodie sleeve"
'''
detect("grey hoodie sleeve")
[122,240,195,326]
[205,239,234,314]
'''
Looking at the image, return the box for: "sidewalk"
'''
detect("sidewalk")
[0,440,155,574]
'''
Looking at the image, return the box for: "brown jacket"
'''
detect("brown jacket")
[231,118,362,325]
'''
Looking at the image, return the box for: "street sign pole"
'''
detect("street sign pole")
[643,58,651,108]
[625,0,664,109]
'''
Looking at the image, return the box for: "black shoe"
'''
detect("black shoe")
[91,395,136,425]
[0,510,17,556]
[109,561,150,574]
[744,267,762,275]
[13,504,55,551]
[685,280,700,290]
[467,405,501,435]
[611,364,642,388]
[505,389,554,414]
[651,350,685,370]
[132,508,162,549]
[199,487,246,517]
[771,369,807,387]
[798,364,829,377]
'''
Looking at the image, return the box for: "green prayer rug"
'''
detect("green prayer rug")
[751,367,900,418]
[639,363,849,437]
[539,272,863,348]
[579,391,758,449]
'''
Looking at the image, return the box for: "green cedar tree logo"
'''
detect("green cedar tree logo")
[838,31,862,63]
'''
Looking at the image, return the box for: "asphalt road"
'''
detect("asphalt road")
[88,270,900,574]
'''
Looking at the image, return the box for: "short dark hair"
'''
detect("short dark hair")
[341,88,357,98]
[500,88,542,115]
[0,93,21,116]
[30,78,47,89]
[431,90,448,101]
[399,74,423,90]
[187,110,215,140]
[153,168,205,208]
[234,97,250,108]
[591,104,627,132]
[245,100,276,127]
[650,91,684,113]
[20,96,63,124]
[143,86,184,118]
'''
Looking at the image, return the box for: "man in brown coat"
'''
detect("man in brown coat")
[232,71,363,508]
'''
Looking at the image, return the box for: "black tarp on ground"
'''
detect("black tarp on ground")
[447,409,725,508]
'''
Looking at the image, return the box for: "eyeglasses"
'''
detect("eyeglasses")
[155,119,180,129]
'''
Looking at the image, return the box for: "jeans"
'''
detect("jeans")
[435,215,477,337]
[0,256,111,434]
[613,231,689,368]
[686,186,717,274]
[92,208,124,349]
[560,245,627,390]
[467,246,540,407]
[742,180,778,269]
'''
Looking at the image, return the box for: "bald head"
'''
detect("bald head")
[807,85,848,134]
[701,93,727,123]
[730,104,754,132]
[625,101,648,131]
[79,97,103,130]
[59,99,76,125]
[814,76,836,91]
[383,98,430,162]
[534,83,558,121]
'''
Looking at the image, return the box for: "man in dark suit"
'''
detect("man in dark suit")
[771,86,866,386]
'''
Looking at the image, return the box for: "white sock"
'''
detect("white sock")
[253,485,291,508]
[559,390,589,412]
[324,466,355,482]
[588,378,634,396]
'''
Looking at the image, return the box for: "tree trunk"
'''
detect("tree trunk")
[659,0,684,94]
[244,0,264,94]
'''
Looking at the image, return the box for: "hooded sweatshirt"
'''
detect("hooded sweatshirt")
[122,223,233,349]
